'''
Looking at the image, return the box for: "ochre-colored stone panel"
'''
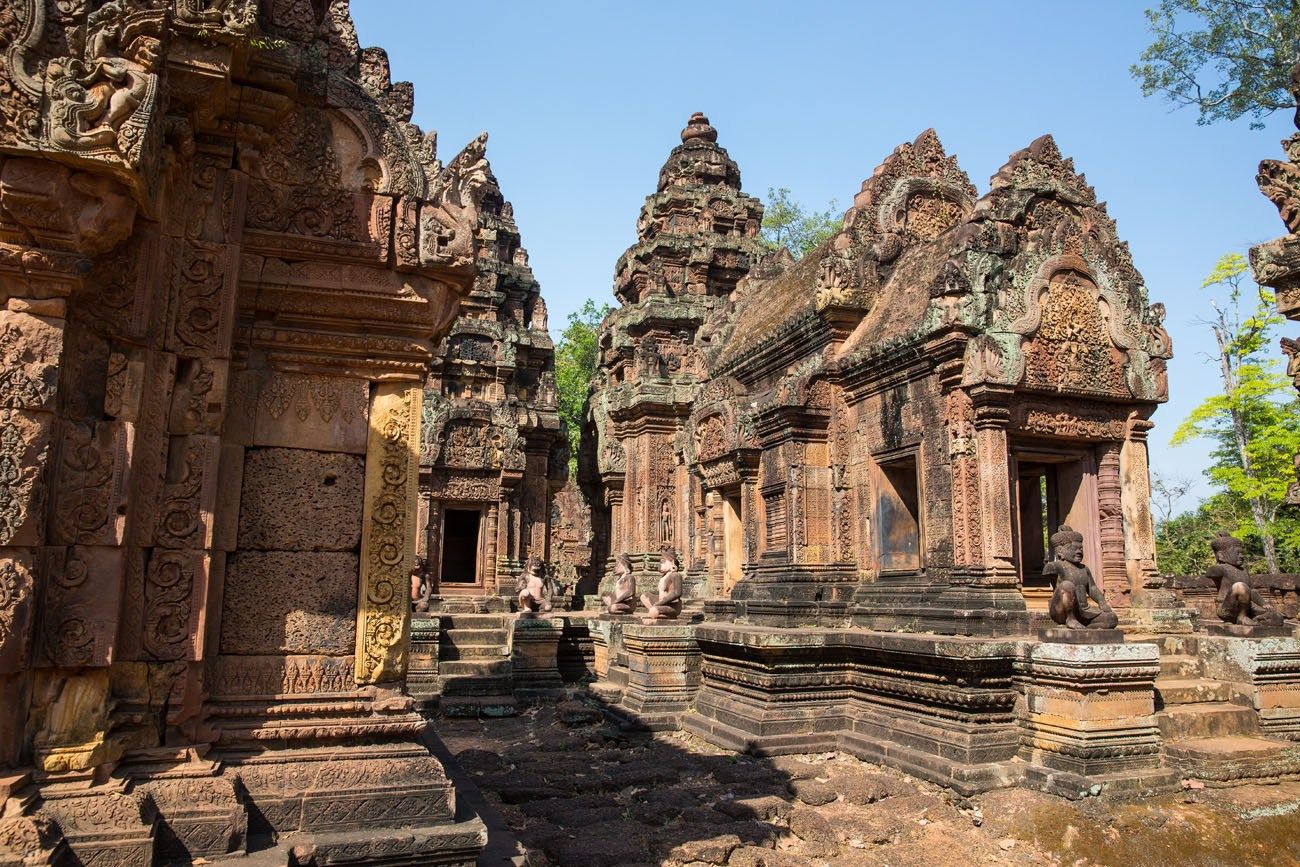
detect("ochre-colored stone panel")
[355,382,420,685]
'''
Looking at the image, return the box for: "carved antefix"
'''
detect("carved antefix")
[355,382,421,685]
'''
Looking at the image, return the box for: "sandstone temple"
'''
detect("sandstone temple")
[2,2,1300,865]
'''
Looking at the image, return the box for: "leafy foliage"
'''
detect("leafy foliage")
[1131,1,1300,128]
[1169,253,1300,572]
[554,300,612,476]
[1157,493,1300,574]
[760,187,840,258]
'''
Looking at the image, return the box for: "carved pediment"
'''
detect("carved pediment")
[1021,269,1128,395]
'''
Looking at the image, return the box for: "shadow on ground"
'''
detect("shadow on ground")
[427,689,1300,867]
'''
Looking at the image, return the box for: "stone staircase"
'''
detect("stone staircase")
[437,614,517,717]
[1152,634,1300,785]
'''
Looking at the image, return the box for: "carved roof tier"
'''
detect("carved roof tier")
[611,113,767,306]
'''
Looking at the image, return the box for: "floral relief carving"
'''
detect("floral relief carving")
[0,410,45,546]
[0,312,60,410]
[0,557,35,672]
[51,422,125,546]
[356,384,419,685]
[39,550,94,667]
[143,550,196,661]
[169,241,233,357]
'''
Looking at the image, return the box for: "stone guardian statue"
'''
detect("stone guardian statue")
[1206,532,1284,629]
[517,555,553,616]
[640,548,683,622]
[601,553,636,615]
[1044,525,1118,630]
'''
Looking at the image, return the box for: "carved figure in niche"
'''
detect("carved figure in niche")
[410,556,431,613]
[1207,532,1284,627]
[517,555,553,616]
[660,499,673,545]
[640,548,682,622]
[601,553,636,615]
[47,2,162,157]
[1044,525,1118,629]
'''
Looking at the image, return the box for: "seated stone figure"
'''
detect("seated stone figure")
[1207,532,1284,628]
[517,555,553,616]
[601,552,636,615]
[1044,525,1118,630]
[641,548,683,622]
[410,556,431,613]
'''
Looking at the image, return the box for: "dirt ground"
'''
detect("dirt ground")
[435,696,1300,867]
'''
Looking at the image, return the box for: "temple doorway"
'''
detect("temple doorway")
[1009,445,1101,607]
[440,508,483,587]
[723,492,743,593]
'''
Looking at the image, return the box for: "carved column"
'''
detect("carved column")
[946,387,982,581]
[1096,442,1128,607]
[1120,419,1159,590]
[484,501,499,594]
[970,387,1016,586]
[356,382,422,686]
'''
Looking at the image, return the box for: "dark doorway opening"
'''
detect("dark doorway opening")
[1010,445,1100,608]
[441,509,482,586]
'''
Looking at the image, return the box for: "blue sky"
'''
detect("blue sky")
[353,1,1295,513]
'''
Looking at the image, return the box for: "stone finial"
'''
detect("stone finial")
[681,112,718,144]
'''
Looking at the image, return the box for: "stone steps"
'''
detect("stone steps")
[434,612,516,716]
[441,614,512,630]
[439,671,513,696]
[440,659,512,678]
[1164,736,1300,785]
[440,628,509,646]
[1155,677,1232,706]
[1157,702,1258,740]
[1158,654,1200,678]
[439,694,519,718]
[438,643,510,660]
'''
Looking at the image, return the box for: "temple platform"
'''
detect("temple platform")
[571,619,1300,799]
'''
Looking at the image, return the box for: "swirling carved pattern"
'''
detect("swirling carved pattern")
[355,383,419,685]
[143,550,194,660]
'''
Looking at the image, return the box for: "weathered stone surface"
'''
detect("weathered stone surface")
[0,310,62,412]
[788,779,836,806]
[221,552,358,655]
[669,834,742,865]
[236,448,364,551]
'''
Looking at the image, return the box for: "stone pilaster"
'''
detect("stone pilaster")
[1123,417,1194,632]
[618,623,701,729]
[1096,442,1128,606]
[971,388,1017,587]
[356,382,422,686]
[1017,641,1175,798]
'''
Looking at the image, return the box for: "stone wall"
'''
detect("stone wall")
[0,1,492,862]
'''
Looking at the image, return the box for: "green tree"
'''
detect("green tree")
[761,187,840,258]
[1131,1,1300,128]
[1171,253,1300,572]
[554,299,612,476]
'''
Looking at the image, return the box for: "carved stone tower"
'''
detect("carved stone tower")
[583,113,767,594]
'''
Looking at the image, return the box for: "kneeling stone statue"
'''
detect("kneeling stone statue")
[1206,532,1284,629]
[1044,525,1118,630]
